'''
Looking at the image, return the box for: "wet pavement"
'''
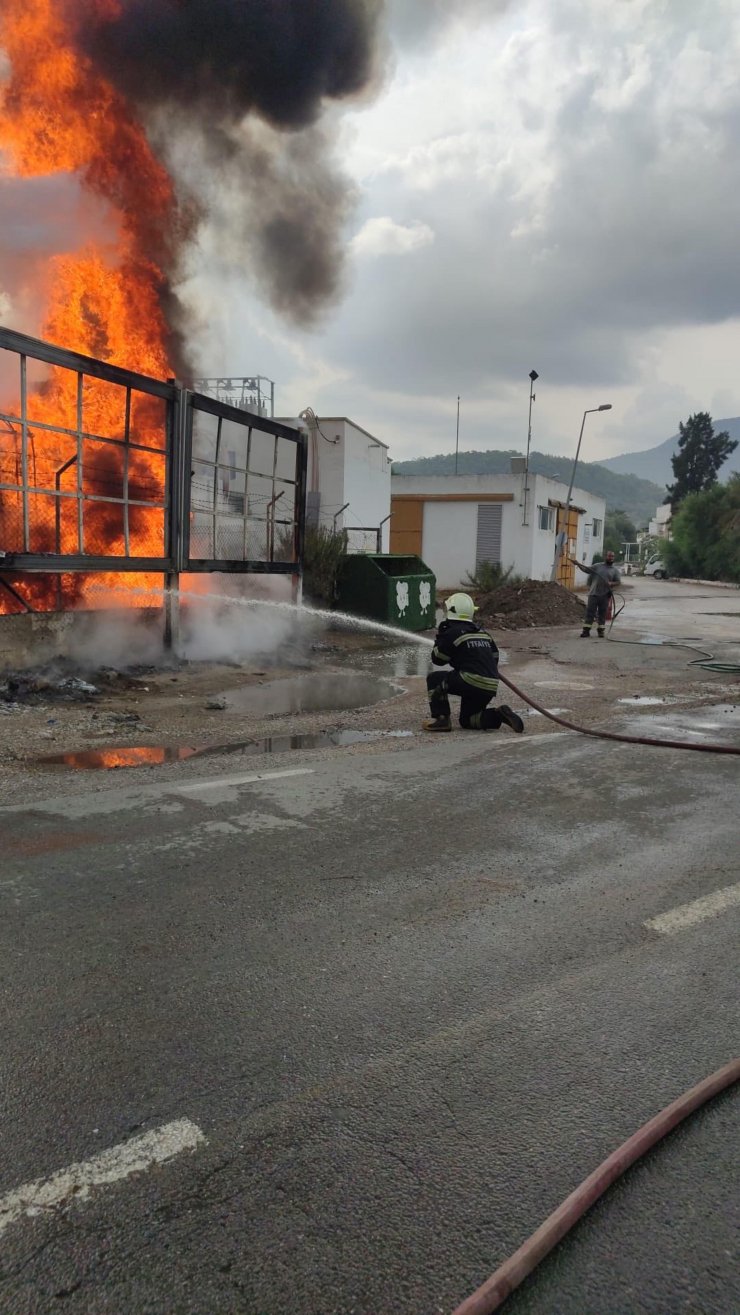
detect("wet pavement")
[619,702,740,743]
[1,720,738,1315]
[0,576,739,1314]
[619,576,740,648]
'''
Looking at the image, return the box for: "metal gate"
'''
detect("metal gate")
[0,327,306,613]
[185,390,306,574]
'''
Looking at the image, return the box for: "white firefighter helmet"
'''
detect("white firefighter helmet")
[445,592,477,622]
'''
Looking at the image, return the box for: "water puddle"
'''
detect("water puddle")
[38,746,200,770]
[325,641,431,678]
[617,696,674,706]
[221,671,400,715]
[37,730,414,770]
[620,703,740,742]
[311,633,507,680]
[522,707,569,718]
[214,729,413,757]
[534,680,594,691]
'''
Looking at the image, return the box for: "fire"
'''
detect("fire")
[0,0,180,614]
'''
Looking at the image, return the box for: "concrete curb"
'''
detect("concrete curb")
[672,577,740,590]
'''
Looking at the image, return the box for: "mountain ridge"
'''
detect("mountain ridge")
[391,448,663,526]
[597,417,740,486]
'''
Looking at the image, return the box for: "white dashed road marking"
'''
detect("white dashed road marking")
[0,767,314,818]
[174,767,313,795]
[644,882,740,936]
[0,1119,206,1238]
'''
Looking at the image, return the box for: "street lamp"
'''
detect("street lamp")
[551,403,612,581]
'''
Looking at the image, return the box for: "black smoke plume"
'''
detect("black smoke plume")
[70,0,382,129]
[64,0,385,323]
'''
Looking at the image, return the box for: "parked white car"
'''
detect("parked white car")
[644,555,669,579]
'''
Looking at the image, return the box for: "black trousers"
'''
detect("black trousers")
[584,594,609,628]
[427,670,503,729]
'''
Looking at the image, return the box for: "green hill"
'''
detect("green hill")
[391,449,662,528]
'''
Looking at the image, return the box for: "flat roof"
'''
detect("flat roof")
[276,416,389,449]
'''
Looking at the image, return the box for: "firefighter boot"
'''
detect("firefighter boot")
[597,626,605,638]
[580,627,590,638]
[423,715,452,732]
[498,705,524,734]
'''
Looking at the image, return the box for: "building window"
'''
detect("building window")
[592,518,603,538]
[537,505,555,531]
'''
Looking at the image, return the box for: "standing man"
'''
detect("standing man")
[572,551,621,638]
[425,592,524,733]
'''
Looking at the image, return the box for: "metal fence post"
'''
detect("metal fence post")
[163,384,191,653]
[293,427,308,607]
[378,513,391,554]
[163,572,180,653]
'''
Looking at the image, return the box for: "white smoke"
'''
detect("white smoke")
[60,573,321,671]
[179,574,312,664]
[64,608,164,669]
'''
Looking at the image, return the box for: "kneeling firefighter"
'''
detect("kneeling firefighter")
[425,593,524,734]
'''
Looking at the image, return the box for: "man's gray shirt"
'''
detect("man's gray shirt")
[588,562,621,597]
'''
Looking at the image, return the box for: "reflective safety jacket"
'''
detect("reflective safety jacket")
[431,619,500,693]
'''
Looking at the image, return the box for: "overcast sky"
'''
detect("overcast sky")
[182,0,740,463]
[5,1,740,467]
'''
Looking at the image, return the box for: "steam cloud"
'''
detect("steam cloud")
[63,0,385,324]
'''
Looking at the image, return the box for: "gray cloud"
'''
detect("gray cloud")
[388,0,509,47]
[319,0,740,409]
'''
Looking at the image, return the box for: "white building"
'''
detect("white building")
[278,414,392,552]
[648,503,672,539]
[390,470,606,590]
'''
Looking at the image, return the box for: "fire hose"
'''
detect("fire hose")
[493,588,740,754]
[450,1058,740,1315]
[444,601,740,1309]
[607,592,740,674]
[497,670,740,756]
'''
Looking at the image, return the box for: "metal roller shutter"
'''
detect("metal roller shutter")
[475,503,502,568]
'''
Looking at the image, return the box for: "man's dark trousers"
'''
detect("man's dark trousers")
[583,593,609,631]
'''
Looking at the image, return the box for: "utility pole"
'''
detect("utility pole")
[522,370,538,525]
[455,395,461,475]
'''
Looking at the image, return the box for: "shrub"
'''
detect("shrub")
[302,525,348,604]
[464,561,523,592]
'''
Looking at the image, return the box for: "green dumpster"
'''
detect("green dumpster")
[337,554,436,632]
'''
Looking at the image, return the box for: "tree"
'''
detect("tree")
[665,412,737,509]
[603,509,637,557]
[663,474,740,582]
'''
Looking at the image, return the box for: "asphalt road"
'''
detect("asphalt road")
[613,574,740,645]
[1,680,739,1315]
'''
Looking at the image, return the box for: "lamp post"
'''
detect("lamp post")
[454,395,461,475]
[551,403,612,582]
[522,370,538,525]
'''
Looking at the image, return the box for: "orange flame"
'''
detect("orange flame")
[0,0,180,613]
